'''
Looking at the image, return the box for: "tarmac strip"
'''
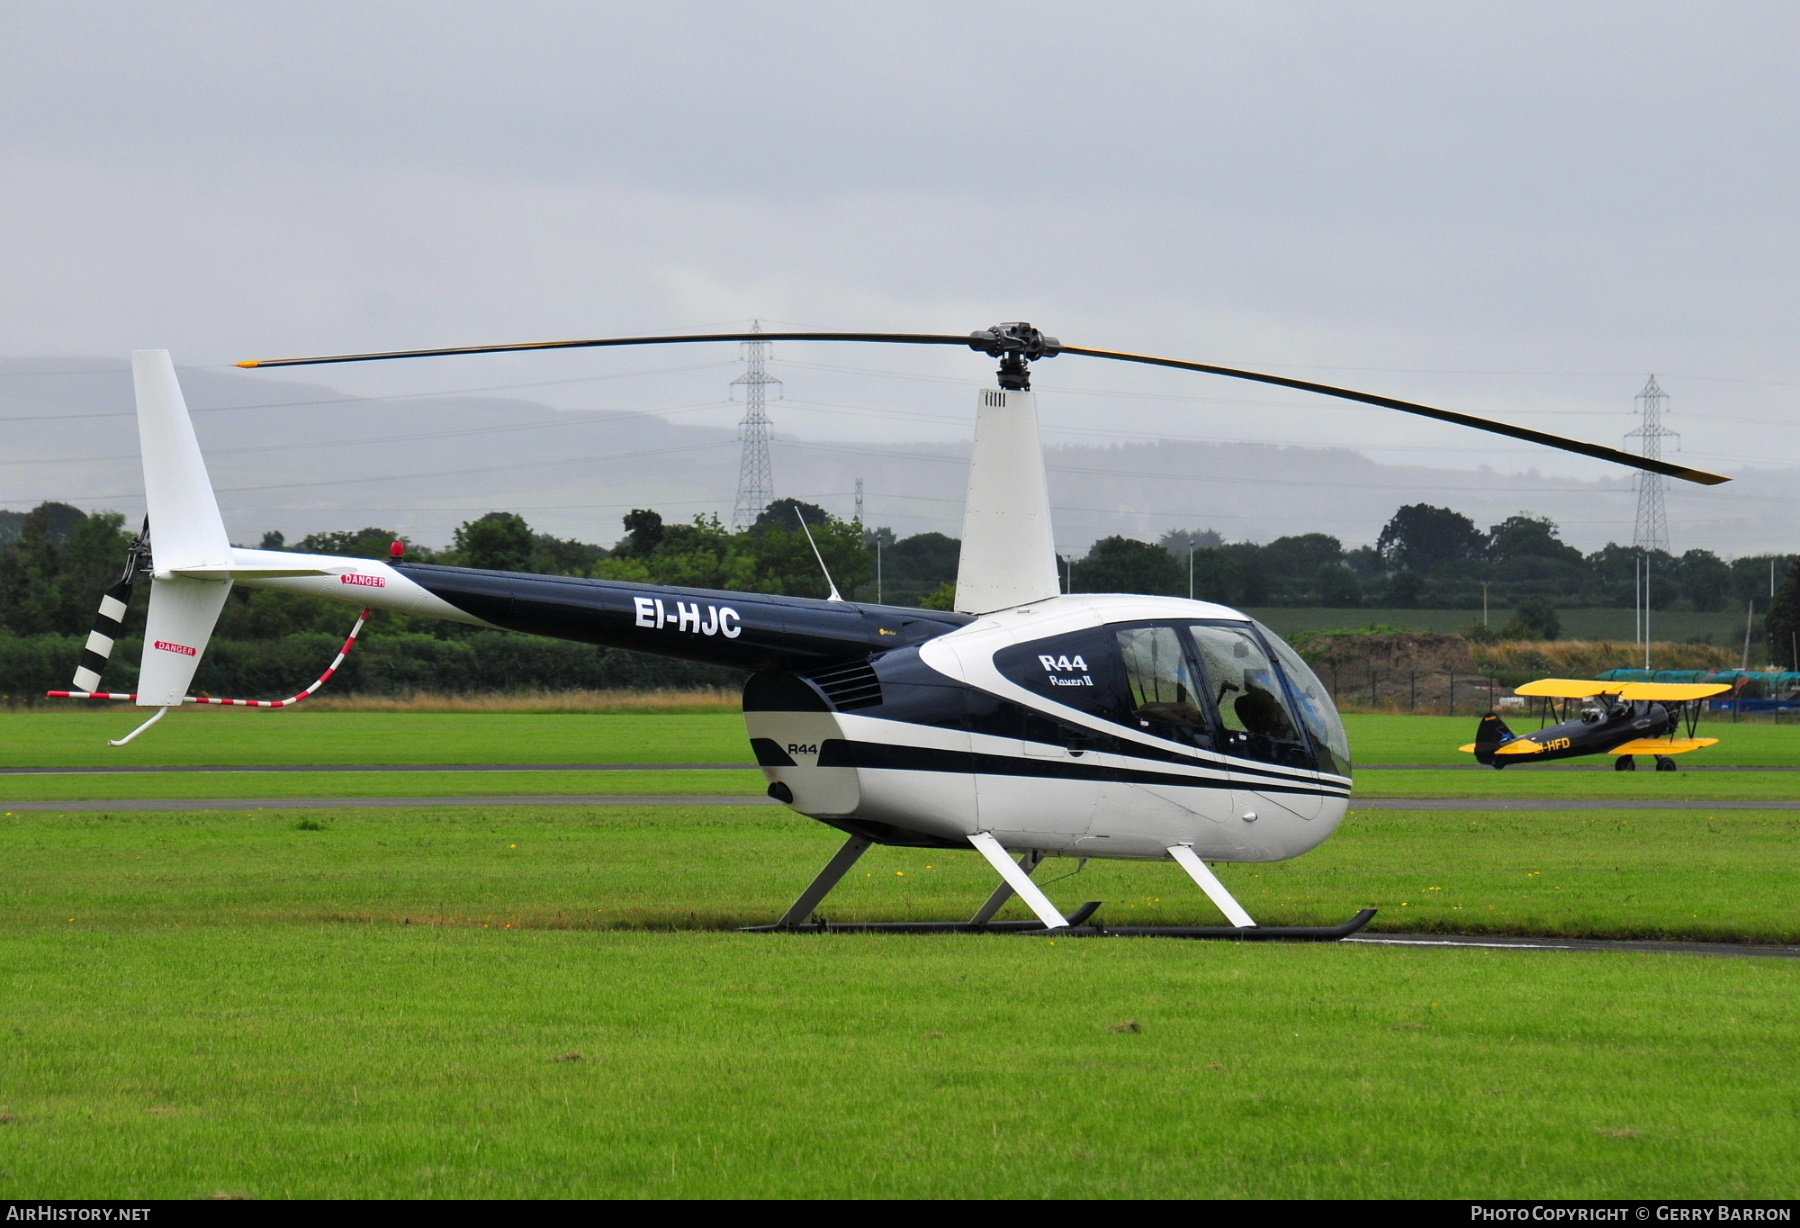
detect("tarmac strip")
[1354,798,1800,810]
[1361,763,1800,772]
[0,795,782,811]
[1346,933,1800,960]
[0,763,753,775]
[7,763,1786,776]
[3,796,1796,812]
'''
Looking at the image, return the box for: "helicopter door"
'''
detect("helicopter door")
[978,630,1123,847]
[1079,625,1247,858]
[1186,622,1322,821]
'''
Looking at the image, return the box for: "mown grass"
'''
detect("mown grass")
[5,710,1792,803]
[0,769,761,803]
[3,925,1796,1199]
[0,710,754,769]
[1354,770,1800,801]
[6,801,1797,942]
[4,794,1799,1195]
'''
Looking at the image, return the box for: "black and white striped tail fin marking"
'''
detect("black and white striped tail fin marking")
[72,520,151,694]
[72,579,132,693]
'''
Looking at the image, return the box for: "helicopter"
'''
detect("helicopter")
[50,324,1728,938]
[1463,678,1730,771]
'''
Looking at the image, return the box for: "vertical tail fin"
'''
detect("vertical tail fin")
[133,350,230,570]
[1471,712,1515,764]
[129,351,232,707]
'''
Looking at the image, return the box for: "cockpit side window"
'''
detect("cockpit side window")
[1115,625,1211,747]
[1188,622,1313,768]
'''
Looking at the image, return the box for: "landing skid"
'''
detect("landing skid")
[747,906,1378,941]
[1038,909,1378,942]
[743,901,1105,934]
[745,832,1378,941]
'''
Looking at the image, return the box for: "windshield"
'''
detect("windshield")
[1189,624,1300,739]
[1254,621,1352,776]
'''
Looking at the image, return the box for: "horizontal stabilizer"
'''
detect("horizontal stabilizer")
[171,566,332,580]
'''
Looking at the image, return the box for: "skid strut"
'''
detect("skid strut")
[746,831,1376,940]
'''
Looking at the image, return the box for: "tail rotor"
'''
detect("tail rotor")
[71,518,151,695]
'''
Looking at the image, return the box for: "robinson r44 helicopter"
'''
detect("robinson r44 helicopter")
[1463,678,1731,771]
[51,324,1728,938]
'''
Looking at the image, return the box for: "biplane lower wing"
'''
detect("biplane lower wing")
[1605,737,1719,756]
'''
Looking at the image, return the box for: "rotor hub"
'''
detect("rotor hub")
[968,322,1061,391]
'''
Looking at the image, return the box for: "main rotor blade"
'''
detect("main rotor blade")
[236,331,977,368]
[238,330,1730,486]
[1059,345,1729,486]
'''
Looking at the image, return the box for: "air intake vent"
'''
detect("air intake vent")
[807,660,883,711]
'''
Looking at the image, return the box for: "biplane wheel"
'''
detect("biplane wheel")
[1614,756,1636,772]
[1655,756,1677,772]
[1491,761,1506,770]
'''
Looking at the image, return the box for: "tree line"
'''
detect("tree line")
[3,498,1797,697]
[1074,504,1794,617]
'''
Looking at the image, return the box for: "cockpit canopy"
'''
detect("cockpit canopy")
[995,618,1351,776]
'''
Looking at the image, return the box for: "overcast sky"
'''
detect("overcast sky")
[2,2,1796,549]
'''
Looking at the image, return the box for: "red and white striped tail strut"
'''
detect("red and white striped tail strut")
[48,609,372,711]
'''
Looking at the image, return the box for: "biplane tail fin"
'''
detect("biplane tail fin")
[1469,712,1516,764]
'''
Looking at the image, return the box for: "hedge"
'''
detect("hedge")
[0,632,744,706]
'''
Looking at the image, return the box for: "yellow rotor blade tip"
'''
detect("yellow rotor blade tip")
[234,360,260,368]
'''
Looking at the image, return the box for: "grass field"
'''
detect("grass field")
[2,707,1797,1197]
[3,801,1799,1198]
[5,711,1795,805]
[0,710,752,769]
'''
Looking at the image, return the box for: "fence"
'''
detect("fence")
[1321,662,1513,717]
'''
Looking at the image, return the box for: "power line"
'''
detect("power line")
[1628,376,1678,554]
[730,322,779,531]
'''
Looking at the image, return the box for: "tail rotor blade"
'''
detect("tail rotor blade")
[71,518,151,693]
[72,578,132,693]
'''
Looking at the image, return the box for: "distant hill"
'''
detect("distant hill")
[0,357,1788,556]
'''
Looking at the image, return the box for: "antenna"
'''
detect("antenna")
[731,322,781,531]
[795,508,843,602]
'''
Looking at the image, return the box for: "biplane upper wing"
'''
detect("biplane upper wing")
[1615,682,1732,702]
[1606,737,1720,755]
[1512,679,1731,702]
[1514,679,1612,698]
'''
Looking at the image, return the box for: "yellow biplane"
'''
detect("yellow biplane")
[1460,679,1731,771]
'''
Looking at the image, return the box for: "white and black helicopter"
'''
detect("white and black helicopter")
[53,325,1727,939]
